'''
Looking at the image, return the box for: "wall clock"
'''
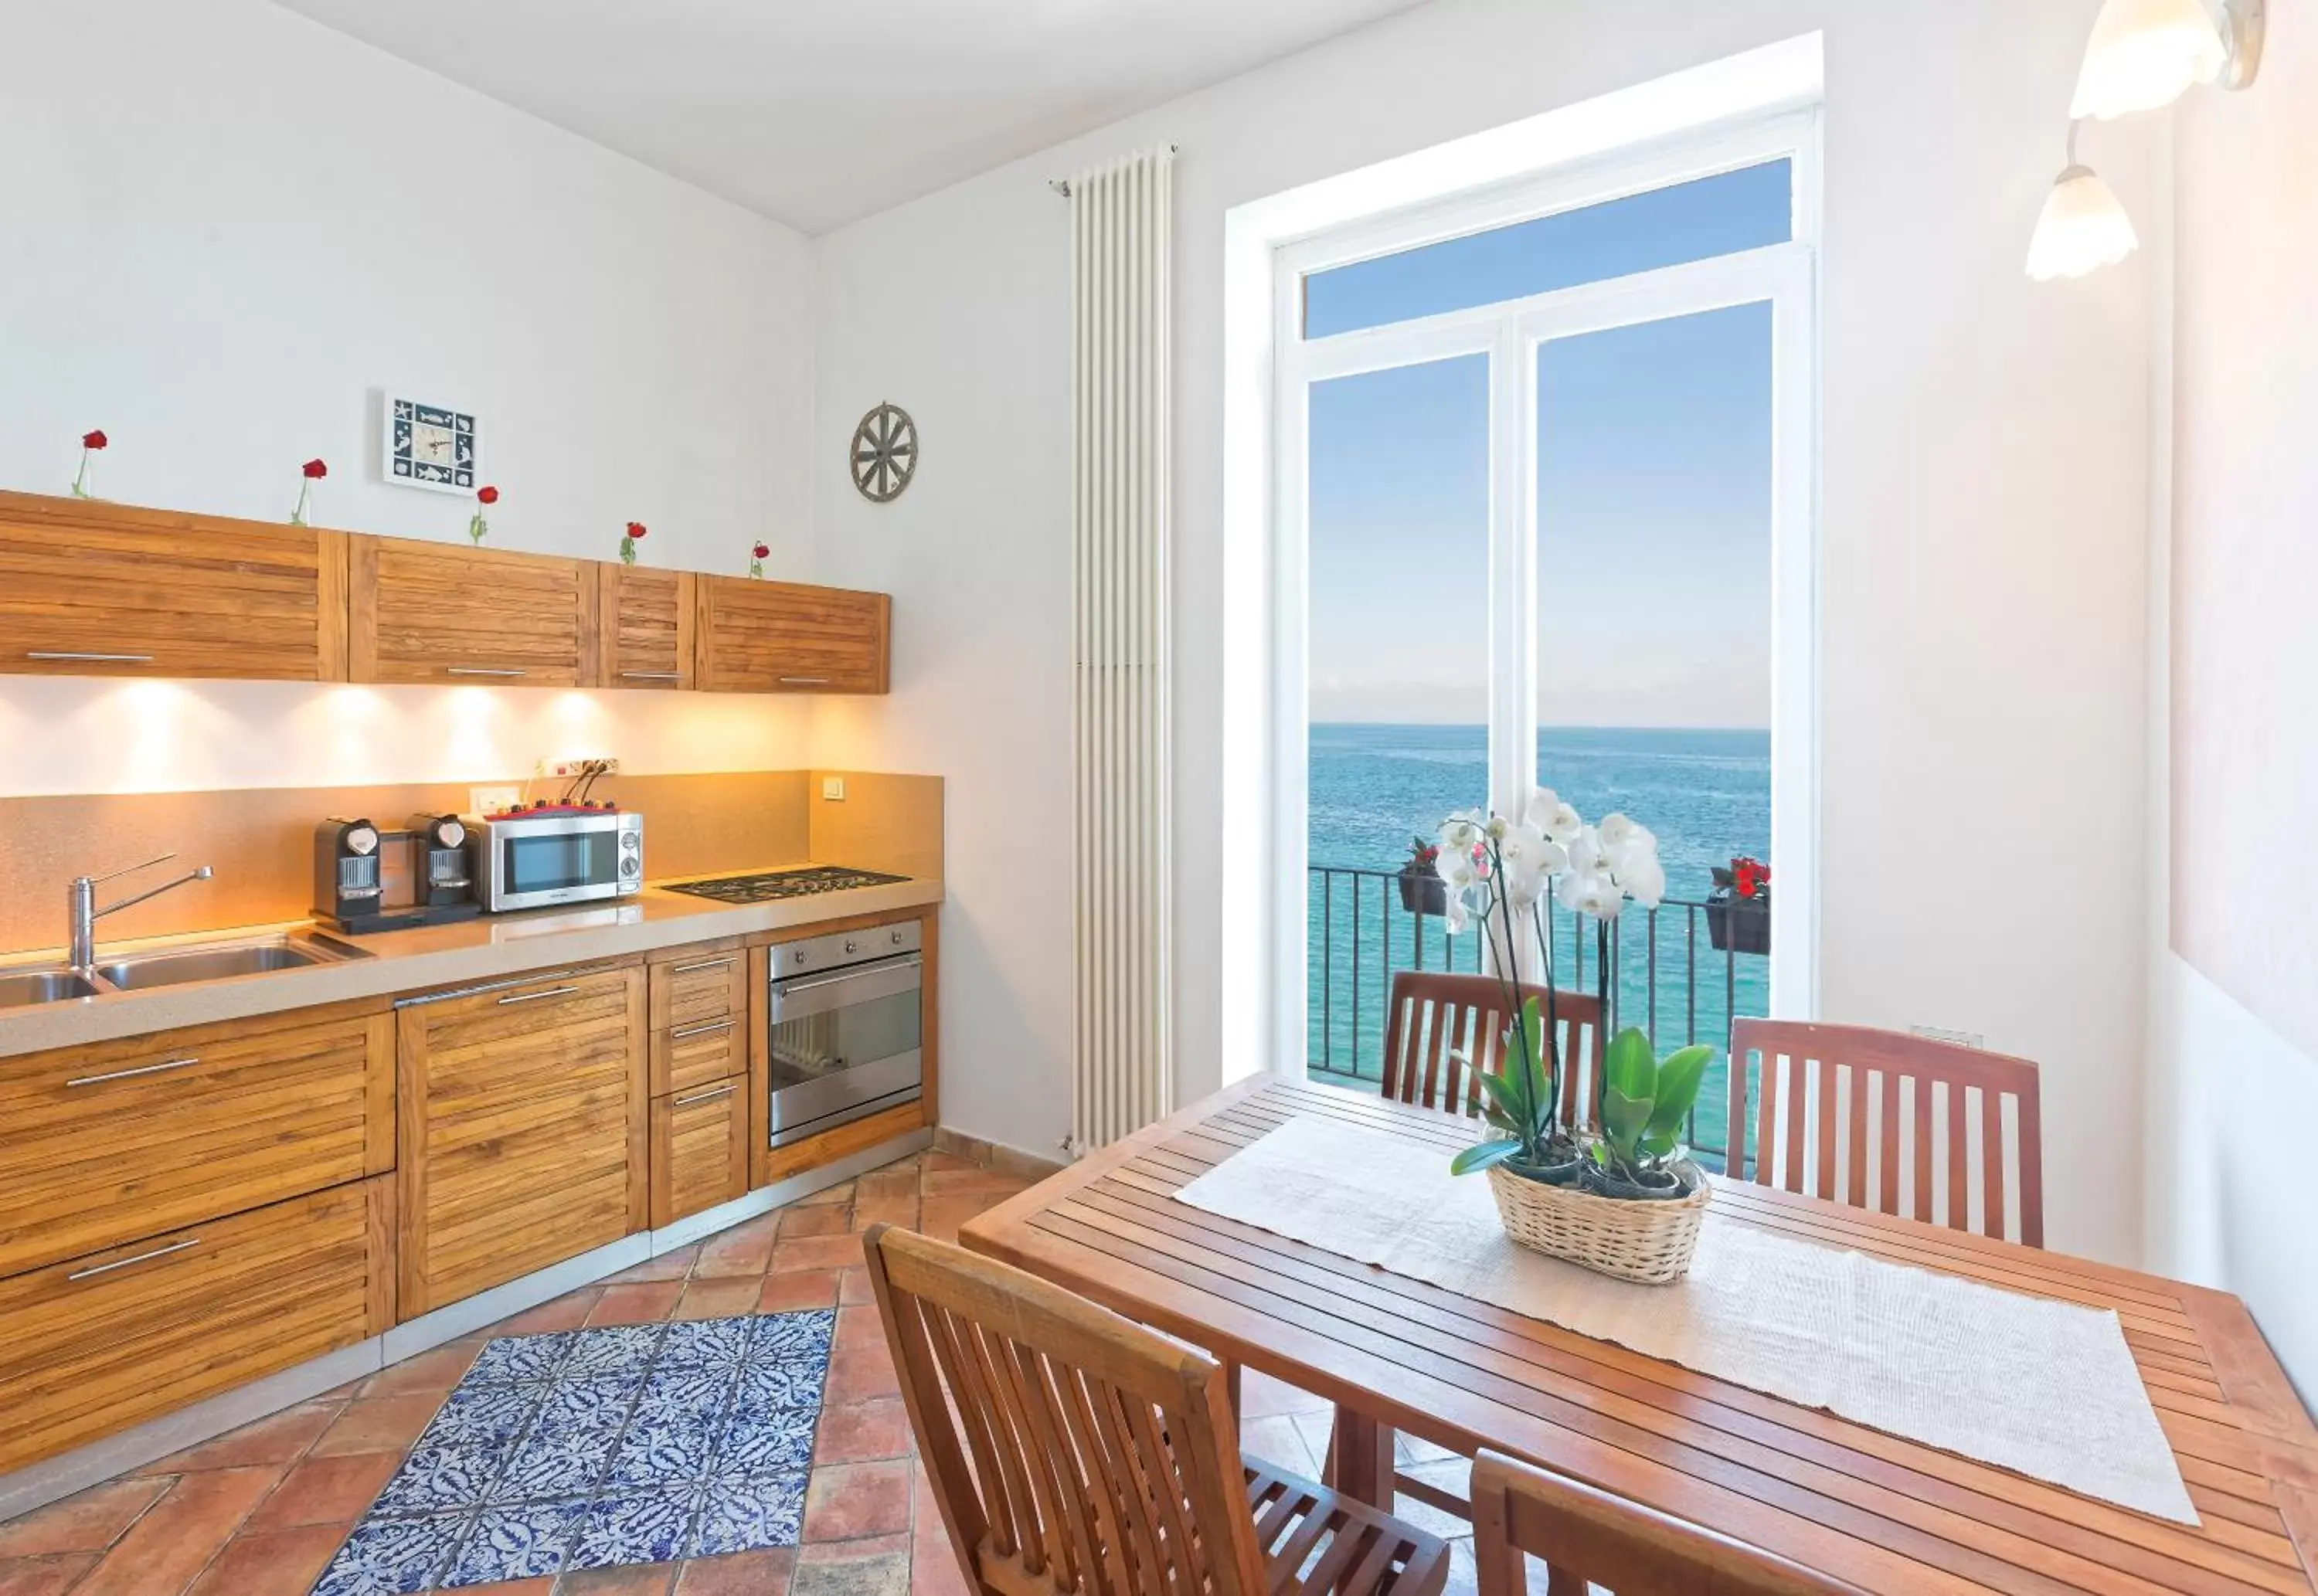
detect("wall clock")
[850,402,917,503]
[383,395,479,494]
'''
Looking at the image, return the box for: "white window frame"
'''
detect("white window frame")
[1270,107,1823,1077]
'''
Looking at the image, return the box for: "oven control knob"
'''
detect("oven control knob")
[619,856,640,878]
[845,939,858,954]
[890,930,904,946]
[792,949,807,965]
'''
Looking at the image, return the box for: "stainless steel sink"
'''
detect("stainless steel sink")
[0,969,100,1008]
[92,934,369,991]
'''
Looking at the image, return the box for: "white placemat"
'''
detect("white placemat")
[1174,1115,2196,1525]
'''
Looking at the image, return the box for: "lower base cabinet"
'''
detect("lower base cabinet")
[0,1177,392,1475]
[650,1080,749,1228]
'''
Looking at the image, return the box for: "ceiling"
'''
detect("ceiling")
[273,0,1433,234]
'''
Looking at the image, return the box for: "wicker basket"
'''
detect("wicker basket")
[1486,1162,1710,1285]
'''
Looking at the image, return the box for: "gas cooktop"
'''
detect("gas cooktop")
[659,865,909,905]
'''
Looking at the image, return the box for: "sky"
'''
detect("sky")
[1306,160,1787,728]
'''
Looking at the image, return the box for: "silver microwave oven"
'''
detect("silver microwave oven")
[465,810,643,912]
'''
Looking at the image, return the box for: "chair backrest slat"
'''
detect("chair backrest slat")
[865,1223,1269,1596]
[1382,972,1606,1128]
[1471,1449,1872,1596]
[1726,1019,2044,1247]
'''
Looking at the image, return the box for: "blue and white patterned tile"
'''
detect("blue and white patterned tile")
[561,1323,668,1380]
[685,1474,807,1558]
[439,1500,585,1588]
[370,1443,512,1516]
[466,1331,575,1386]
[533,1374,642,1438]
[713,1404,817,1477]
[634,1361,739,1421]
[750,1309,837,1363]
[420,1383,547,1449]
[606,1404,725,1489]
[488,1422,619,1505]
[309,1510,469,1596]
[564,1486,698,1572]
[735,1350,826,1413]
[656,1316,754,1370]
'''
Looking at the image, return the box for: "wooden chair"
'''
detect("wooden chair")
[1470,1449,1873,1596]
[862,1223,1452,1596]
[1727,1019,2045,1247]
[1381,972,1606,1132]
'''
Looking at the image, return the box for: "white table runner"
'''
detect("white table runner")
[1174,1116,2196,1525]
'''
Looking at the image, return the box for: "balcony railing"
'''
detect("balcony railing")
[1307,863,1769,1166]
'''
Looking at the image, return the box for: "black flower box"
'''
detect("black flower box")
[1398,868,1448,917]
[1705,890,1770,955]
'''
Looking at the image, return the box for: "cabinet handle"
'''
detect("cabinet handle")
[670,957,734,976]
[498,984,579,1005]
[29,650,154,664]
[69,1238,199,1281]
[671,1017,734,1040]
[621,671,681,682]
[447,666,528,678]
[778,676,830,686]
[67,1055,199,1088]
[674,1083,738,1107]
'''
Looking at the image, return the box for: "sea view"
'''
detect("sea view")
[1307,722,1771,1159]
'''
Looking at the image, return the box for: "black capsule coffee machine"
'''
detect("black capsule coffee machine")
[312,815,482,935]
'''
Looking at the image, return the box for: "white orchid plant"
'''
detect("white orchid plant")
[1435,791,1675,1181]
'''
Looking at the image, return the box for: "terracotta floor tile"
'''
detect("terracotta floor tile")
[838,1268,874,1307]
[851,1197,918,1233]
[241,1447,401,1532]
[362,1339,482,1399]
[814,1399,914,1465]
[590,1281,685,1325]
[823,1340,900,1408]
[853,1169,917,1207]
[773,1235,864,1275]
[674,1277,763,1320]
[780,1205,851,1240]
[916,1170,1025,1197]
[911,1196,996,1245]
[0,1477,171,1557]
[183,1521,345,1596]
[918,1151,981,1175]
[71,1466,280,1596]
[693,1219,779,1278]
[607,1246,699,1285]
[559,1562,678,1593]
[909,1466,969,1596]
[489,1289,603,1336]
[758,1269,840,1313]
[141,1401,341,1474]
[793,1544,909,1596]
[0,1554,98,1596]
[803,1460,913,1543]
[441,1580,556,1595]
[673,1546,797,1595]
[831,1306,886,1357]
[797,1180,855,1207]
[308,1394,444,1457]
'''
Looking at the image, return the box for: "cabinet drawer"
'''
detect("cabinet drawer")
[0,1005,393,1278]
[651,1013,746,1098]
[350,534,594,687]
[0,1178,389,1475]
[651,1082,748,1228]
[397,964,646,1318]
[649,946,747,1029]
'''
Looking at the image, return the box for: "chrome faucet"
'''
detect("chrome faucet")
[68,854,214,973]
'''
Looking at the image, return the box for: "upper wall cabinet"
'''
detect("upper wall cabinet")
[0,491,347,681]
[598,565,696,691]
[349,534,597,688]
[695,576,890,694]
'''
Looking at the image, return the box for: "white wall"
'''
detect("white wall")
[810,0,2162,1265]
[0,0,817,794]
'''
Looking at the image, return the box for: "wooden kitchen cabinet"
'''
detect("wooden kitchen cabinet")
[647,939,749,1096]
[649,1078,749,1228]
[349,532,599,687]
[0,1000,393,1280]
[0,491,348,681]
[596,565,696,690]
[695,574,889,694]
[0,1177,391,1475]
[396,963,646,1318]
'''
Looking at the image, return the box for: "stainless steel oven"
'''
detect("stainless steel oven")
[466,810,642,913]
[766,920,923,1148]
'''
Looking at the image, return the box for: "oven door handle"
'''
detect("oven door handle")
[770,953,923,1019]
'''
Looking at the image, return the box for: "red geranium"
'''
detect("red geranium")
[302,459,328,480]
[626,521,647,539]
[1731,857,1770,900]
[478,484,499,505]
[82,430,107,450]
[753,542,770,559]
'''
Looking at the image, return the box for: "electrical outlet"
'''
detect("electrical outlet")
[821,776,846,801]
[471,785,520,815]
[542,757,620,779]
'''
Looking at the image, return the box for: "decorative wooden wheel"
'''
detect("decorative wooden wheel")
[850,402,918,503]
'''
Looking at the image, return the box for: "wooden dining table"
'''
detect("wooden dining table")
[958,1075,2318,1595]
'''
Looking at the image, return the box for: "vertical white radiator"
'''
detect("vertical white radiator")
[1069,146,1174,1152]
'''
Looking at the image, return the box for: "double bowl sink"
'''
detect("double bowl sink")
[0,932,371,1009]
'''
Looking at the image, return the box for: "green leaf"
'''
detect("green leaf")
[1640,1130,1678,1159]
[1515,997,1555,1122]
[1643,1044,1715,1140]
[1450,1139,1524,1177]
[1601,1085,1655,1162]
[1604,1026,1657,1104]
[1477,1066,1531,1126]
[1480,1104,1522,1136]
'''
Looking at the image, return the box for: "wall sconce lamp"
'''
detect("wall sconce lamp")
[2027,0,2265,280]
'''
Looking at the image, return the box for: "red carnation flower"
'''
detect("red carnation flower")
[82,430,107,450]
[753,543,769,559]
[478,485,499,505]
[626,521,647,539]
[302,459,328,480]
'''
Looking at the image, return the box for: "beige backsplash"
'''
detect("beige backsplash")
[0,769,942,956]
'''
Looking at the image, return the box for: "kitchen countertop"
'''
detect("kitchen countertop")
[0,865,943,1059]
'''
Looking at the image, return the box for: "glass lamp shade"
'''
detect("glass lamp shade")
[2026,165,2140,281]
[2071,0,2226,119]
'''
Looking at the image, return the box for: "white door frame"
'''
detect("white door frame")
[1271,109,1823,1077]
